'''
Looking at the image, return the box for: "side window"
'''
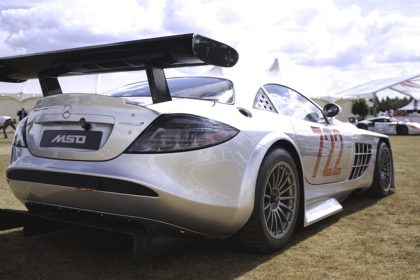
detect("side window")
[261,84,326,123]
[253,88,278,113]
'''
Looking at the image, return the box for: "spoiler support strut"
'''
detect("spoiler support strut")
[145,66,171,103]
[38,74,63,97]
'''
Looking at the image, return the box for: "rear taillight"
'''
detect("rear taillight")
[126,114,239,153]
[12,117,27,148]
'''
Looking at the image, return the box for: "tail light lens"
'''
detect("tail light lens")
[126,114,239,153]
[12,117,28,148]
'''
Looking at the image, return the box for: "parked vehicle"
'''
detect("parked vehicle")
[1,34,395,252]
[357,116,420,135]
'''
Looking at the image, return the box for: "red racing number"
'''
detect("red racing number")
[311,127,344,177]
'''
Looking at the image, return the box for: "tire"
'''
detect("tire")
[234,149,300,253]
[397,125,408,135]
[367,142,394,197]
[357,124,368,130]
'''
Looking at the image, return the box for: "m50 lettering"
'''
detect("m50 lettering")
[51,135,87,144]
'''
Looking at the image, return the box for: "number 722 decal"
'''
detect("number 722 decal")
[311,127,344,177]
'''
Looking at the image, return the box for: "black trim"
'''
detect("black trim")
[26,203,148,234]
[1,204,202,238]
[7,169,158,197]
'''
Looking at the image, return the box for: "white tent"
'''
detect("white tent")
[390,79,420,100]
[334,74,420,99]
[398,99,418,111]
[0,80,42,119]
[316,74,420,121]
[0,75,101,118]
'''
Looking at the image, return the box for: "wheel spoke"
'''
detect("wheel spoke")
[271,211,275,231]
[278,202,293,213]
[271,167,277,190]
[274,166,286,190]
[274,210,284,233]
[278,173,290,192]
[265,208,272,223]
[277,207,289,225]
[278,182,294,196]
[267,181,273,194]
[273,166,280,189]
[279,196,295,201]
[273,211,279,234]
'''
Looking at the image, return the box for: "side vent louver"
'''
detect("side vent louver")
[349,143,372,180]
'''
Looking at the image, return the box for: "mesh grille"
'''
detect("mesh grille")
[349,143,372,180]
[253,89,277,112]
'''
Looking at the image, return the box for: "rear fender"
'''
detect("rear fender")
[234,132,304,231]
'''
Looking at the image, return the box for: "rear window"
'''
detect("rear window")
[108,77,234,104]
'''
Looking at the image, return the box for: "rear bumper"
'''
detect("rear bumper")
[7,134,266,238]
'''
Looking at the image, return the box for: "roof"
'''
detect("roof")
[335,73,420,99]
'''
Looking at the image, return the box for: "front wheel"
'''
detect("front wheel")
[235,149,300,253]
[357,124,368,130]
[367,142,394,197]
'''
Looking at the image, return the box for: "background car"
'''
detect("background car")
[356,116,420,135]
[1,34,395,253]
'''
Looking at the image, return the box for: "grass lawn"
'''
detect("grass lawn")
[0,136,419,279]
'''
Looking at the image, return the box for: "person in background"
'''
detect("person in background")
[0,116,16,138]
[17,107,28,121]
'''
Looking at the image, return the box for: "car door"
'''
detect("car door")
[261,84,353,185]
[374,118,396,134]
[373,118,386,133]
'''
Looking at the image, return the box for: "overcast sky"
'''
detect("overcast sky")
[1,0,420,96]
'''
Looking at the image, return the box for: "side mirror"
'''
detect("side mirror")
[323,103,341,118]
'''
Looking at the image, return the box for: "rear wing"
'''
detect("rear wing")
[0,33,238,103]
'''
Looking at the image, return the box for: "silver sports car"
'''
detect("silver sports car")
[2,34,394,252]
[356,116,420,135]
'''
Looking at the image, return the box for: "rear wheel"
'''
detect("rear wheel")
[397,125,408,135]
[367,142,394,197]
[235,149,300,253]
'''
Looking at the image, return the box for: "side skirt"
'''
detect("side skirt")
[304,198,343,226]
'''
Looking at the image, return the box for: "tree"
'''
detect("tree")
[352,99,369,119]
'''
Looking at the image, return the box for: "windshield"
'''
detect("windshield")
[108,77,234,104]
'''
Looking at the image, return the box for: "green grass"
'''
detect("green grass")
[0,136,419,279]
